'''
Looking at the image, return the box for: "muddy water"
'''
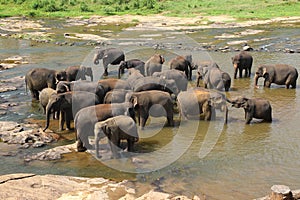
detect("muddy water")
[1,22,300,199]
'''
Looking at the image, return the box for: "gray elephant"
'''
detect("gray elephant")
[126,68,144,89]
[145,54,165,76]
[254,64,298,89]
[56,81,106,103]
[152,69,188,92]
[169,55,193,80]
[103,89,132,104]
[177,87,228,124]
[25,68,67,100]
[43,91,100,131]
[93,48,125,76]
[229,96,272,124]
[94,115,138,158]
[39,88,56,114]
[65,66,93,81]
[232,51,253,79]
[196,62,231,92]
[74,102,135,152]
[126,90,174,129]
[118,59,145,78]
[132,76,179,96]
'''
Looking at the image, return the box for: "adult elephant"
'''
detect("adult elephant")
[65,66,93,81]
[229,96,272,124]
[254,64,298,89]
[56,81,106,103]
[132,76,179,96]
[74,102,135,152]
[98,78,131,94]
[145,54,165,76]
[126,90,174,129]
[103,89,132,104]
[93,48,125,76]
[94,115,138,158]
[177,87,228,124]
[152,69,188,92]
[126,68,144,89]
[43,91,100,131]
[169,55,193,80]
[118,59,145,78]
[196,62,231,92]
[232,51,253,79]
[25,68,67,100]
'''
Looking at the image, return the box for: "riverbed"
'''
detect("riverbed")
[0,17,300,199]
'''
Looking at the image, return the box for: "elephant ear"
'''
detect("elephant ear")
[160,55,165,64]
[130,96,139,108]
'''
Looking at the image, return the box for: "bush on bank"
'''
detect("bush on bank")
[0,0,299,19]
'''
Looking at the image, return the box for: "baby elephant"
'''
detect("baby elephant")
[230,96,272,124]
[94,115,139,159]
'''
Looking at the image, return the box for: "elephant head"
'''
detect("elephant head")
[154,54,165,64]
[55,70,67,84]
[254,66,268,87]
[93,49,105,65]
[229,96,248,108]
[209,92,228,124]
[43,93,68,131]
[94,121,109,158]
[118,61,127,78]
[81,66,93,81]
[56,81,71,93]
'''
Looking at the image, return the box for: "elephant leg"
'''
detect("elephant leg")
[65,111,72,130]
[167,109,174,126]
[77,137,87,152]
[234,69,238,79]
[109,139,120,158]
[32,90,39,100]
[59,111,65,131]
[244,68,248,77]
[245,111,253,124]
[140,113,149,129]
[239,68,243,78]
[202,103,211,121]
[264,80,271,88]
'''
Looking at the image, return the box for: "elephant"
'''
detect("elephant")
[152,69,188,92]
[43,91,100,131]
[126,90,174,129]
[229,96,272,124]
[169,55,193,80]
[56,81,106,103]
[98,78,131,94]
[25,68,67,100]
[103,89,132,104]
[145,54,165,76]
[177,87,228,124]
[118,59,145,78]
[196,62,231,92]
[254,64,298,89]
[74,102,135,152]
[94,115,138,158]
[232,51,253,79]
[39,88,56,114]
[126,68,144,89]
[65,66,93,81]
[93,48,125,76]
[131,76,179,96]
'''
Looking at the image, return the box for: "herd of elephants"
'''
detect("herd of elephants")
[24,47,299,158]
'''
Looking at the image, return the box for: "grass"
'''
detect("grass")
[0,0,299,19]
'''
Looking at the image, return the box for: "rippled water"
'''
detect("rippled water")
[0,22,300,199]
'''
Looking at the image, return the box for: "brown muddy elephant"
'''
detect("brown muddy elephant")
[94,115,138,158]
[177,87,228,124]
[25,68,67,100]
[169,55,193,80]
[93,48,125,76]
[254,64,298,89]
[65,66,93,81]
[126,90,174,129]
[232,51,253,79]
[229,96,272,124]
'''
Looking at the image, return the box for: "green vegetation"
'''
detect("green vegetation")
[0,0,299,19]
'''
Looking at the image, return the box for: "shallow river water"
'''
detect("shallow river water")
[0,21,300,199]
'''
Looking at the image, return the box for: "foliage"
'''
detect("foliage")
[0,0,299,19]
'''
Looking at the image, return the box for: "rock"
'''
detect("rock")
[270,185,294,200]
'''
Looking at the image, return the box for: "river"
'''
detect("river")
[0,19,300,199]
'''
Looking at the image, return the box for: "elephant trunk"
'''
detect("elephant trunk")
[118,67,122,79]
[223,105,228,124]
[90,74,93,82]
[93,54,99,65]
[43,102,54,131]
[254,74,259,87]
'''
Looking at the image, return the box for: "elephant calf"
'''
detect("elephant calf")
[94,115,138,159]
[229,96,272,124]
